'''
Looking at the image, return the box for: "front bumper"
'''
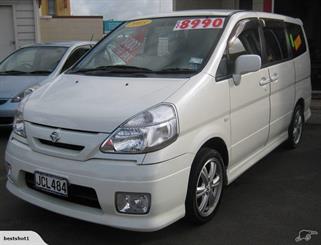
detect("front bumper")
[5,135,193,231]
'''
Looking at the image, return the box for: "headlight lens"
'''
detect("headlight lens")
[13,99,27,138]
[11,85,40,103]
[100,104,178,153]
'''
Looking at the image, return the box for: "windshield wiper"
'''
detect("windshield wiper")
[0,70,27,75]
[71,65,153,74]
[155,68,197,74]
[28,70,52,74]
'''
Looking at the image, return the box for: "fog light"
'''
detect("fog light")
[116,192,151,214]
[5,163,13,182]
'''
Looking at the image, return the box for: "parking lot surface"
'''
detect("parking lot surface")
[1,115,320,245]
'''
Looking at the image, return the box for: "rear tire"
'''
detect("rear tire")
[185,148,224,224]
[287,104,304,148]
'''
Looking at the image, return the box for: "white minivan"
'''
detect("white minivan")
[5,10,311,231]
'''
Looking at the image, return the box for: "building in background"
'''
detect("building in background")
[0,0,103,62]
[40,16,103,42]
[103,20,123,33]
[39,0,71,16]
[0,0,40,60]
[39,0,103,42]
[173,0,266,11]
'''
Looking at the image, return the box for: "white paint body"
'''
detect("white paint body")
[5,10,311,231]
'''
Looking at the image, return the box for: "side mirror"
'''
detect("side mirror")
[232,54,262,86]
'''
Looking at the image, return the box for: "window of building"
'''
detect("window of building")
[286,22,307,58]
[48,0,56,16]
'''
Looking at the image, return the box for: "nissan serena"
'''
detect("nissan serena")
[5,10,311,231]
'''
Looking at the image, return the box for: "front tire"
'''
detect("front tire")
[287,104,304,148]
[185,148,224,224]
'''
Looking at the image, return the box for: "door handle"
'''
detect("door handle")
[259,77,270,86]
[270,73,279,82]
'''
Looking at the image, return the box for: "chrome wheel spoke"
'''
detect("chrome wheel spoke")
[293,128,298,135]
[201,167,209,185]
[196,185,207,198]
[198,194,209,212]
[211,175,220,188]
[208,190,216,207]
[208,161,216,183]
[293,111,303,144]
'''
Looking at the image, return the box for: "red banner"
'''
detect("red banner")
[263,0,273,12]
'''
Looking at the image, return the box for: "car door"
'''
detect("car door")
[216,19,271,167]
[261,19,295,142]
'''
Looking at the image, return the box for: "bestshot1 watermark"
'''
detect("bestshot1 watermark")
[3,235,29,241]
[0,231,47,244]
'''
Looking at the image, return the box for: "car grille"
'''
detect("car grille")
[38,139,85,151]
[26,121,109,161]
[25,172,101,209]
[0,117,13,125]
[0,99,8,105]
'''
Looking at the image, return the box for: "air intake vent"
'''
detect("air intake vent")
[38,139,85,151]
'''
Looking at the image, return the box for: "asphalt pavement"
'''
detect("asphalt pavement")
[0,110,320,245]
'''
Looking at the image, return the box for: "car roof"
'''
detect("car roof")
[128,10,238,20]
[128,10,302,25]
[26,41,97,48]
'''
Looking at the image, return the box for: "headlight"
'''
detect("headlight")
[100,104,179,153]
[13,98,28,138]
[11,85,40,103]
[116,192,151,214]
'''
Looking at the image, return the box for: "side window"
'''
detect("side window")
[61,47,90,72]
[216,19,262,80]
[286,22,307,58]
[262,19,289,64]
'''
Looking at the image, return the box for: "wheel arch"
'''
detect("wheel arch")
[195,137,229,185]
[296,97,305,108]
[295,97,305,119]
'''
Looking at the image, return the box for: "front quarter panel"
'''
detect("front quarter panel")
[143,73,230,165]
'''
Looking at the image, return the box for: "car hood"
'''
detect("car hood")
[24,74,188,133]
[0,75,48,98]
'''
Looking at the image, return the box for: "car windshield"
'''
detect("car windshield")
[0,46,67,75]
[70,16,226,77]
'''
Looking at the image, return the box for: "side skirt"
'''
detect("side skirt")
[226,132,288,185]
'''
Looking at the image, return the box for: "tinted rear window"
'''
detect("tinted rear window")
[286,22,307,58]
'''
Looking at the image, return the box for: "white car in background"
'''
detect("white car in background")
[5,10,311,231]
[0,41,96,127]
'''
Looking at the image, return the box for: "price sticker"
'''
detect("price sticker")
[173,18,225,31]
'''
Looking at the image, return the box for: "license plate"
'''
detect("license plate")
[34,172,68,197]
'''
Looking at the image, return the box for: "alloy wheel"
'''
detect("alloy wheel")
[196,158,223,217]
